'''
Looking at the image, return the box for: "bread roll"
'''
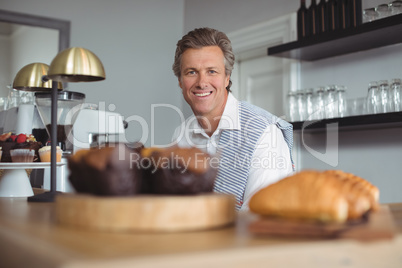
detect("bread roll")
[323,170,379,218]
[323,170,379,205]
[249,170,349,223]
[249,170,379,223]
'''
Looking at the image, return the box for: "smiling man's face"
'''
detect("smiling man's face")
[179,46,230,120]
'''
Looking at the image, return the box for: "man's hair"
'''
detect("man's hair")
[172,27,235,91]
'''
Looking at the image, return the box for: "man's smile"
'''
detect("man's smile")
[194,91,213,97]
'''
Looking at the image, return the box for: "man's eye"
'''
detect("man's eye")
[187,71,196,75]
[208,70,217,74]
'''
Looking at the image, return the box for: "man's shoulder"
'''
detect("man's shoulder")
[238,101,278,123]
[238,101,292,132]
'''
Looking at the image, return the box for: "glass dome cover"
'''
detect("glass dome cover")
[35,91,85,144]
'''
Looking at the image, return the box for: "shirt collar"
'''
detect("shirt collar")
[190,92,241,135]
[218,92,240,130]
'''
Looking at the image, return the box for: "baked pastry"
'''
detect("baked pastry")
[322,170,380,218]
[140,146,217,195]
[10,149,35,162]
[0,132,42,162]
[68,143,143,196]
[39,146,62,162]
[68,144,217,196]
[249,170,379,223]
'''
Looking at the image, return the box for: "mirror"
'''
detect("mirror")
[0,9,70,97]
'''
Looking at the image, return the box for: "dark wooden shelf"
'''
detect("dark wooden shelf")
[268,14,402,61]
[291,112,402,131]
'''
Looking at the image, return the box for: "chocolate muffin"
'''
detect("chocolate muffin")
[68,143,143,196]
[141,147,217,195]
[68,144,217,196]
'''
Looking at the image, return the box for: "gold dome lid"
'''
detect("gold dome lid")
[13,63,63,91]
[47,47,106,82]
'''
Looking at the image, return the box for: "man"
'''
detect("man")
[171,27,294,210]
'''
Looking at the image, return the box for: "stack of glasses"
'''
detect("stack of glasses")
[363,1,402,23]
[366,79,402,114]
[287,79,402,123]
[287,85,347,122]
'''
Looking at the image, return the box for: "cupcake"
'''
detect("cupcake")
[39,146,62,162]
[10,149,35,162]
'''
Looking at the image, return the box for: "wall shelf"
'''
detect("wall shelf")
[291,112,402,131]
[268,14,402,61]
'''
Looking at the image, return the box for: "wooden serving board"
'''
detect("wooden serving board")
[55,193,235,232]
[249,205,397,241]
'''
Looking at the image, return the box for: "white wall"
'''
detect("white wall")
[1,0,184,146]
[0,35,10,93]
[184,0,402,203]
[8,25,58,90]
[184,0,299,34]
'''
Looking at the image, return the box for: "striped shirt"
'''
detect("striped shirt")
[172,93,293,210]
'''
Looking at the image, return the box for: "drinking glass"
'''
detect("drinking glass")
[376,4,392,18]
[5,86,20,110]
[366,81,381,114]
[336,85,347,118]
[0,97,6,111]
[325,85,338,118]
[347,98,367,116]
[389,0,402,15]
[314,87,326,120]
[305,88,314,120]
[363,8,379,22]
[20,91,34,104]
[286,91,297,122]
[390,78,401,112]
[296,89,306,121]
[379,80,390,113]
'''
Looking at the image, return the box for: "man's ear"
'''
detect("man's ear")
[178,77,183,89]
[225,75,230,88]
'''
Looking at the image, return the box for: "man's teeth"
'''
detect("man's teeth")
[195,92,212,97]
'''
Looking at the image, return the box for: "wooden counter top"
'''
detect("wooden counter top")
[0,194,401,268]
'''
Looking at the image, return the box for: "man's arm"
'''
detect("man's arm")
[241,124,293,210]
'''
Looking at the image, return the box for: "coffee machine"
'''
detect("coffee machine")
[72,103,126,151]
